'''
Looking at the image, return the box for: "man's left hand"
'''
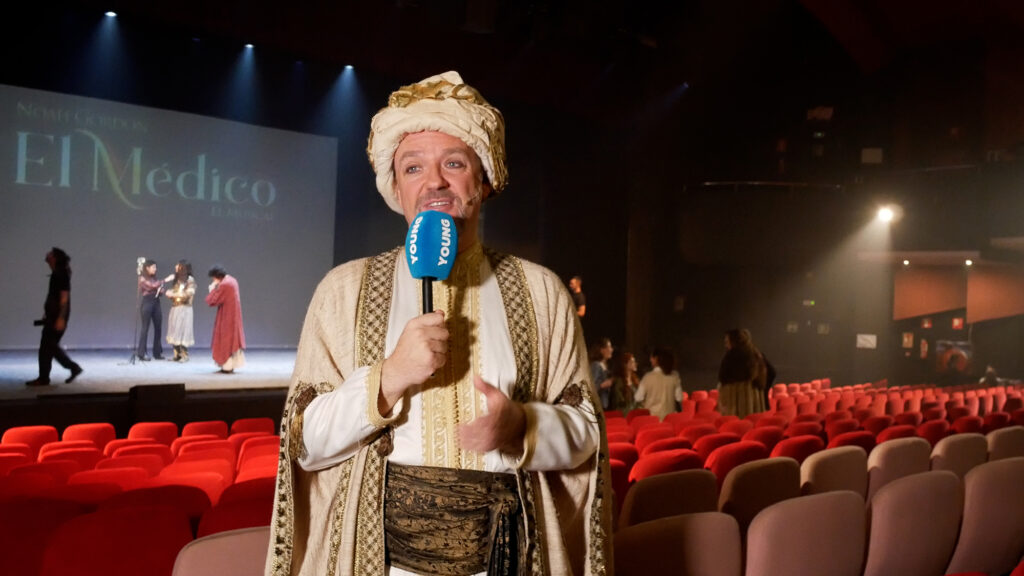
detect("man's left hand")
[458,376,526,456]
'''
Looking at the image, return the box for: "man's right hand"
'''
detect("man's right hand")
[379,310,448,416]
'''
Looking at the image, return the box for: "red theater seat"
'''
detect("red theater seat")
[705,441,770,489]
[608,443,639,472]
[61,423,116,453]
[876,425,917,444]
[743,426,784,453]
[629,449,703,483]
[196,499,273,538]
[127,421,179,446]
[229,418,274,436]
[634,426,675,454]
[182,420,229,439]
[770,435,824,464]
[639,436,693,457]
[827,430,876,454]
[916,420,950,447]
[680,423,719,445]
[0,498,89,576]
[40,505,193,576]
[952,416,984,435]
[1,425,58,460]
[983,412,1012,434]
[693,433,741,463]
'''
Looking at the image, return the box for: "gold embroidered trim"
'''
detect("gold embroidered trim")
[421,244,485,470]
[350,249,400,576]
[485,248,544,574]
[325,457,354,576]
[518,405,538,469]
[366,361,399,429]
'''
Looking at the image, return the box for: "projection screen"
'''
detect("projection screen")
[0,84,337,349]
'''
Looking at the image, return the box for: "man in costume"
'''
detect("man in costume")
[266,71,613,576]
[206,265,246,373]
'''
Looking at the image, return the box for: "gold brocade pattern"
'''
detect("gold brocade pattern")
[422,245,485,470]
[350,249,400,576]
[485,248,545,575]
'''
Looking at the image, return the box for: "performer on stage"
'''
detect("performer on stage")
[137,259,165,361]
[27,247,83,386]
[206,265,246,373]
[265,71,611,576]
[164,259,196,362]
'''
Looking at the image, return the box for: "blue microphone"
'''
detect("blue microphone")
[405,210,458,313]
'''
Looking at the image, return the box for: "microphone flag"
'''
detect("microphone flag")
[405,210,458,281]
[405,210,458,314]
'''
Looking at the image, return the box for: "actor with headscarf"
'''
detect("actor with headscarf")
[266,71,612,576]
[206,265,246,373]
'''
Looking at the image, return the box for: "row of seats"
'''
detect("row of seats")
[1,478,276,576]
[614,457,1024,576]
[0,417,282,576]
[608,417,1024,521]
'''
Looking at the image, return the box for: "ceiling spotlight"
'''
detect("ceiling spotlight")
[344,65,354,70]
[105,11,117,17]
[965,259,973,267]
[902,260,910,266]
[877,206,894,223]
[244,43,254,49]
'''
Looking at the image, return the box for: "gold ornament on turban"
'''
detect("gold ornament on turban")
[367,71,508,214]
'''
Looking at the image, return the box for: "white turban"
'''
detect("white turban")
[367,71,508,214]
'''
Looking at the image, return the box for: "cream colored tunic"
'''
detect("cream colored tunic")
[266,245,613,576]
[635,367,683,421]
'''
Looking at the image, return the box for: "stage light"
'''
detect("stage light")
[244,43,254,49]
[877,206,894,223]
[902,260,909,266]
[105,11,117,17]
[965,259,973,267]
[345,65,354,70]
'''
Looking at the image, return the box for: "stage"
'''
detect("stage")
[0,348,294,434]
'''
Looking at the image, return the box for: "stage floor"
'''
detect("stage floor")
[0,348,294,401]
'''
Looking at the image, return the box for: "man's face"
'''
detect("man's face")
[569,278,580,292]
[45,251,55,269]
[393,131,490,251]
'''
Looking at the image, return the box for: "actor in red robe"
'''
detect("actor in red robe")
[205,265,246,373]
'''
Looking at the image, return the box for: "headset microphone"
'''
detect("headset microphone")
[405,210,459,313]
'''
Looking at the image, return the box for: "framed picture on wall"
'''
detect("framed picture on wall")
[902,332,914,348]
[921,318,932,329]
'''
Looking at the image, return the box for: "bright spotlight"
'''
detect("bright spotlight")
[877,206,895,223]
[244,43,254,49]
[344,65,354,70]
[105,11,117,17]
[965,259,973,267]
[902,260,910,266]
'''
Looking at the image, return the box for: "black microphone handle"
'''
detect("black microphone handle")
[422,277,435,314]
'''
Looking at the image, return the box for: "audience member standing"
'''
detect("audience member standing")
[609,351,640,411]
[164,259,196,362]
[717,328,767,418]
[636,347,683,419]
[27,247,83,386]
[589,337,614,410]
[136,259,165,361]
[206,265,246,373]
